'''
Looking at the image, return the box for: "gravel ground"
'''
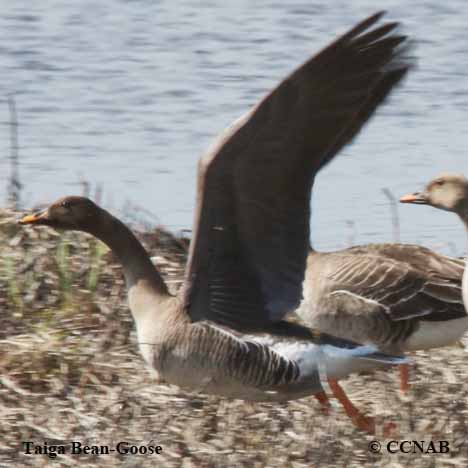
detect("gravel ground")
[1,208,467,467]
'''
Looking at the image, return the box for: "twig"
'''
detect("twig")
[382,187,401,243]
[0,376,43,397]
[79,177,90,198]
[7,95,21,210]
[94,182,103,205]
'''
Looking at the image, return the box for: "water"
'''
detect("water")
[1,0,468,254]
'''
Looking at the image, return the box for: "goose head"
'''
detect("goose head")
[400,173,468,214]
[19,196,100,232]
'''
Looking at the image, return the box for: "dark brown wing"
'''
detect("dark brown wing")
[182,12,412,330]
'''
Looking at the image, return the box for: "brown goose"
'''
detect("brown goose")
[299,244,465,393]
[400,173,468,310]
[20,12,410,434]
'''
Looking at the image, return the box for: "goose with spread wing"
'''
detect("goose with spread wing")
[20,12,411,434]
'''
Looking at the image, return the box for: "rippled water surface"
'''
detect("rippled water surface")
[1,1,468,253]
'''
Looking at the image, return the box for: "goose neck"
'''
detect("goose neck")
[86,209,169,297]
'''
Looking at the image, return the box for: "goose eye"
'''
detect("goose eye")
[61,201,70,208]
[434,180,444,187]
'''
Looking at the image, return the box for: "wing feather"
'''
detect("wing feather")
[323,252,466,322]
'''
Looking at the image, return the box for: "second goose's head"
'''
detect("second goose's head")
[400,173,468,215]
[19,196,101,232]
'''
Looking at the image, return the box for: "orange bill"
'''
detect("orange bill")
[19,212,46,225]
[399,192,426,204]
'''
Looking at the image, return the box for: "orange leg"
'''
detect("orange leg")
[399,363,409,393]
[328,378,396,437]
[314,391,331,415]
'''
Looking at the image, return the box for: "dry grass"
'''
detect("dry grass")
[1,207,468,467]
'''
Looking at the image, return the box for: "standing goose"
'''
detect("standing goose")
[20,12,411,434]
[299,244,465,393]
[400,173,468,308]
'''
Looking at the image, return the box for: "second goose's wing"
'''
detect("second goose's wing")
[318,252,465,322]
